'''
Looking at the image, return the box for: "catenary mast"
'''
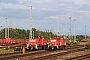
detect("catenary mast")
[29,6,32,39]
[58,17,60,36]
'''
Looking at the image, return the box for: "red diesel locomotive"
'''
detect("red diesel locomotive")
[26,36,47,50]
[48,36,66,50]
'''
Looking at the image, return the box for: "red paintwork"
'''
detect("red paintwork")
[29,36,47,46]
[0,38,12,45]
[0,38,29,46]
[5,38,11,44]
[49,36,65,46]
[15,39,28,44]
[81,39,87,42]
[0,38,5,45]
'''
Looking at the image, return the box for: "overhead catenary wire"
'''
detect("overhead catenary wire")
[0,7,27,38]
[0,9,24,24]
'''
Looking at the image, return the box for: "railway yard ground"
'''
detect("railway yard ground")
[0,44,26,54]
[55,49,90,60]
[55,42,90,60]
[0,42,90,60]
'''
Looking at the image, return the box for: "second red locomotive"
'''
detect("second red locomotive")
[48,36,66,50]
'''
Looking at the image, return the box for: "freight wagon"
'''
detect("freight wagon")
[0,38,29,46]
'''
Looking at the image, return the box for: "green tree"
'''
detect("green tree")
[0,28,55,40]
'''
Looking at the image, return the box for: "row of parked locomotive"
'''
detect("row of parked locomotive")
[0,36,66,50]
[26,36,66,50]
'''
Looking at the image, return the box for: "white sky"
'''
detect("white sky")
[0,0,90,35]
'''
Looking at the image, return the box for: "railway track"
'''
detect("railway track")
[0,44,27,49]
[28,47,85,60]
[0,51,22,56]
[0,44,26,48]
[0,50,47,60]
[65,54,90,60]
[0,44,84,56]
[0,45,85,60]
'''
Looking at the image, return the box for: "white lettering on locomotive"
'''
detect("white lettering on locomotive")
[51,40,56,42]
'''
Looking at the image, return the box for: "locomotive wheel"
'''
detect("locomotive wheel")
[52,46,54,50]
[42,46,46,50]
[45,44,48,49]
[48,47,51,50]
[52,46,57,51]
[53,46,57,51]
[62,46,64,50]
[31,46,34,51]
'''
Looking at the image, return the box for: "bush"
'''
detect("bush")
[66,42,78,46]
[85,42,90,49]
